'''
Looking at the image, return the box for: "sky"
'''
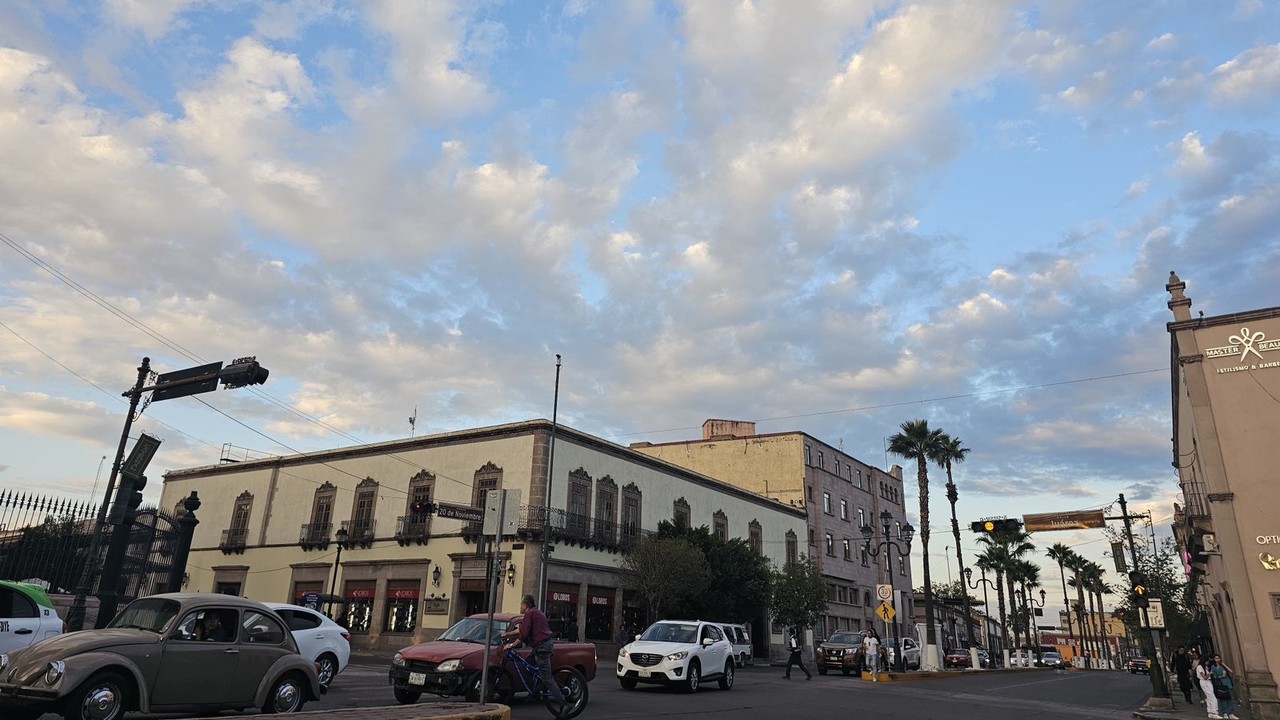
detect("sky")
[2,0,1278,616]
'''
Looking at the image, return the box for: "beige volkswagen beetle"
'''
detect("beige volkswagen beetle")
[0,593,323,720]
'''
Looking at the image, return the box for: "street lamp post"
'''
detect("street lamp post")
[964,566,999,667]
[861,509,914,673]
[1018,587,1047,665]
[326,528,348,619]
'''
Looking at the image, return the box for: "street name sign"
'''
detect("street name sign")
[436,502,484,523]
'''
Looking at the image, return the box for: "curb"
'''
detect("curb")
[291,702,511,720]
[856,667,1057,682]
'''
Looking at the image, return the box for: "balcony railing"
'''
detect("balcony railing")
[394,515,430,546]
[339,519,376,548]
[219,528,248,554]
[1182,475,1210,520]
[299,522,332,550]
[516,504,648,553]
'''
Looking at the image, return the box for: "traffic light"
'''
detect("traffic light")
[409,500,436,521]
[219,356,270,389]
[1129,571,1150,608]
[107,474,148,525]
[971,518,1022,534]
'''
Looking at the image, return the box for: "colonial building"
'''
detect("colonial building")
[1166,272,1280,720]
[630,419,913,639]
[160,419,807,657]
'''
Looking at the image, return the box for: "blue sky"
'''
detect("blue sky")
[2,0,1279,613]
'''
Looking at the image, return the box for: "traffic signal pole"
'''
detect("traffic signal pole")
[1118,493,1170,700]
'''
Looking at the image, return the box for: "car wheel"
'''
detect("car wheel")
[740,652,750,667]
[393,687,421,705]
[817,667,828,675]
[685,661,700,693]
[262,674,306,714]
[316,653,339,688]
[718,661,734,691]
[619,676,638,690]
[546,667,588,720]
[63,670,130,720]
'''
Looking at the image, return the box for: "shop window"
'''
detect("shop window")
[585,587,614,641]
[343,582,375,634]
[384,581,420,633]
[546,582,578,640]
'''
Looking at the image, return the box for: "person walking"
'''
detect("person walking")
[1196,655,1220,719]
[1211,655,1239,720]
[783,628,812,680]
[1190,648,1207,704]
[1171,645,1195,704]
[863,629,882,681]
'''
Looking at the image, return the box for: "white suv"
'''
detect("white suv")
[617,620,735,693]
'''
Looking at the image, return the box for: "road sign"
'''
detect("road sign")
[120,432,162,480]
[151,361,223,402]
[876,584,893,602]
[876,601,896,622]
[1021,509,1106,532]
[483,489,522,536]
[1142,598,1166,629]
[436,502,484,523]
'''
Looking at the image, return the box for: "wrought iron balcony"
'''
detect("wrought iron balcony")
[219,528,248,554]
[394,515,430,546]
[299,522,332,550]
[339,519,376,548]
[516,504,649,553]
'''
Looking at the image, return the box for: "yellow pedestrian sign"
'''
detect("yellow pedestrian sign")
[876,601,896,622]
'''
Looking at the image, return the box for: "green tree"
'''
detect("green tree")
[770,555,828,634]
[1111,536,1196,646]
[655,521,772,622]
[887,418,945,664]
[620,534,709,620]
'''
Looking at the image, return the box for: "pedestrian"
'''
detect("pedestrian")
[783,628,812,680]
[566,617,579,643]
[1196,655,1220,719]
[1171,645,1195,704]
[502,595,566,715]
[1190,648,1207,704]
[1211,655,1238,720]
[863,629,881,681]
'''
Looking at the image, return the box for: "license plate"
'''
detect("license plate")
[408,672,426,686]
[638,669,651,678]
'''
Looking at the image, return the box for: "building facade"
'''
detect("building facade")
[1166,272,1280,719]
[160,419,807,657]
[630,419,914,639]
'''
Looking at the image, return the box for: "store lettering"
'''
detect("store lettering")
[1217,366,1251,374]
[552,592,572,602]
[590,596,609,606]
[1258,535,1280,544]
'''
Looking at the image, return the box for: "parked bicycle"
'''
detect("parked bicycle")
[483,647,589,718]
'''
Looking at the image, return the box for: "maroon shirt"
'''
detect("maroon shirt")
[519,607,554,647]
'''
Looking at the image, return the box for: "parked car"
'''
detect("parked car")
[976,648,990,668]
[389,613,596,705]
[264,602,351,688]
[717,623,753,667]
[944,648,974,668]
[1039,651,1065,669]
[617,620,735,692]
[0,592,323,720]
[1010,648,1034,668]
[1128,656,1151,674]
[0,581,64,655]
[882,637,921,671]
[815,631,865,675]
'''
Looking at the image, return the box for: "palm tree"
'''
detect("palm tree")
[931,434,973,649]
[975,549,1008,657]
[1011,558,1040,648]
[1045,543,1077,658]
[1066,553,1091,664]
[887,419,945,668]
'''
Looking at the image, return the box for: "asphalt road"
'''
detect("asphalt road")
[32,660,1154,719]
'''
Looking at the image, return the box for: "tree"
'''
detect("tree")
[654,521,772,622]
[887,418,945,666]
[770,555,829,634]
[1045,543,1078,657]
[931,433,972,648]
[975,549,1008,653]
[620,534,709,620]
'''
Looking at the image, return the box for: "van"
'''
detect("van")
[717,622,753,667]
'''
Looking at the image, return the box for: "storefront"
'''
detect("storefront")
[384,580,420,634]
[343,581,375,634]
[585,587,614,642]
[546,582,578,639]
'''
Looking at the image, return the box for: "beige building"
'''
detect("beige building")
[160,419,807,656]
[1166,272,1280,719]
[630,419,914,640]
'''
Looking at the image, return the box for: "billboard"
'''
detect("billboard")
[1021,509,1106,532]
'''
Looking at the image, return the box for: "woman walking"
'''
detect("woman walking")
[1212,655,1239,720]
[1196,656,1220,719]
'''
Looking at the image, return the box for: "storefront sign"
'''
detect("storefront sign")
[347,588,376,599]
[422,599,448,615]
[390,588,420,600]
[589,595,612,606]
[548,591,578,604]
[1261,552,1280,571]
[1258,535,1280,544]
[1207,326,1280,374]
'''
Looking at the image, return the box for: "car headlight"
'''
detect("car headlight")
[392,652,406,667]
[436,659,462,673]
[0,654,9,672]
[619,647,629,658]
[665,651,689,662]
[45,661,66,685]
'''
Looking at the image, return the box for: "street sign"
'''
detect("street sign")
[876,601,896,622]
[120,432,162,480]
[876,584,893,602]
[1021,510,1106,532]
[151,361,223,402]
[1142,598,1166,629]
[483,489,522,536]
[436,502,485,523]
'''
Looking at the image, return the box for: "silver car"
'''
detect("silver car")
[0,592,323,720]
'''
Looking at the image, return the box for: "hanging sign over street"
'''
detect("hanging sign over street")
[1022,510,1106,532]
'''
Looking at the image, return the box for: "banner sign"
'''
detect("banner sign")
[1022,510,1106,532]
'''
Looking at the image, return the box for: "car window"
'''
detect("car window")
[111,597,182,632]
[640,622,697,643]
[0,587,37,618]
[707,625,723,642]
[281,608,322,631]
[243,610,287,645]
[175,609,239,642]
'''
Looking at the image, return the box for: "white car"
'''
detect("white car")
[617,620,735,693]
[266,601,351,687]
[0,580,63,655]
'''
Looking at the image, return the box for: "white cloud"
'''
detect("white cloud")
[1146,33,1178,52]
[1211,43,1280,106]
[105,0,206,40]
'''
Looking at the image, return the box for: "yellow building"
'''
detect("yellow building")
[161,419,806,655]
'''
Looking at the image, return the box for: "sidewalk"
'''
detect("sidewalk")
[1133,694,1249,720]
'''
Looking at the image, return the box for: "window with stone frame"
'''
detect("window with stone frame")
[823,491,832,515]
[567,468,592,538]
[825,532,834,556]
[713,510,728,541]
[843,538,852,561]
[304,482,336,545]
[808,527,816,546]
[748,520,762,554]
[860,545,869,567]
[840,498,848,521]
[221,491,253,552]
[621,483,642,545]
[402,470,435,536]
[594,475,617,543]
[673,497,691,529]
[349,478,378,541]
[470,462,502,534]
[785,530,798,566]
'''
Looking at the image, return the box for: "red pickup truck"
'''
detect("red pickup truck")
[389,613,597,704]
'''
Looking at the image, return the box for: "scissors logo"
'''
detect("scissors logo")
[1229,327,1266,363]
[1261,552,1280,571]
